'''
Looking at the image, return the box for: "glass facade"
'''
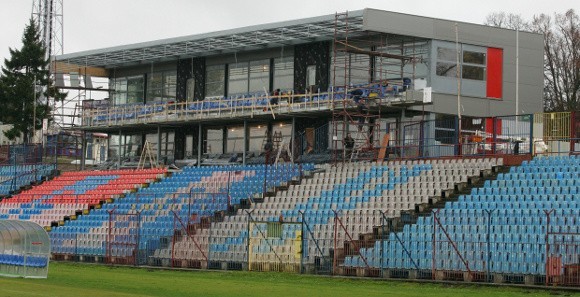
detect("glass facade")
[112,75,145,105]
[186,78,195,102]
[273,57,294,91]
[205,128,223,154]
[248,59,270,94]
[228,63,249,96]
[205,65,226,98]
[147,70,177,103]
[144,132,174,160]
[435,47,486,81]
[249,125,267,152]
[462,51,486,81]
[226,126,245,153]
[228,59,270,96]
[206,56,292,98]
[436,48,458,78]
[109,134,143,159]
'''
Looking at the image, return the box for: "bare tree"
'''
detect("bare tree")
[484,12,530,31]
[485,10,580,112]
[531,10,580,112]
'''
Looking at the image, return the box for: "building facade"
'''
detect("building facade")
[55,8,544,166]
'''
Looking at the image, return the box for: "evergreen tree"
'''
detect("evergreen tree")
[0,18,66,143]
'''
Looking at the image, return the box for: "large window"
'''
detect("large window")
[249,59,270,94]
[205,65,226,98]
[147,70,177,102]
[374,41,430,82]
[109,134,142,159]
[205,128,223,154]
[228,63,249,96]
[145,132,174,160]
[249,125,267,152]
[462,51,486,81]
[186,78,195,102]
[226,126,244,153]
[112,76,144,105]
[436,48,458,78]
[435,47,486,81]
[273,57,294,91]
[227,59,270,96]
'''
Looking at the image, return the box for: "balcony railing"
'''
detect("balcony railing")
[80,86,428,128]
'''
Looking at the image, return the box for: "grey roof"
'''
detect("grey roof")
[56,10,365,68]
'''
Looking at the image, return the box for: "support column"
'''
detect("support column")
[80,131,87,170]
[174,129,186,160]
[397,110,405,148]
[197,124,202,167]
[118,129,122,169]
[291,117,296,161]
[243,120,248,166]
[157,126,162,165]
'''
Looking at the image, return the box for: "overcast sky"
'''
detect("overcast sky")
[1,0,579,63]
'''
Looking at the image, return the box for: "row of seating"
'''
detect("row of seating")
[156,158,496,266]
[49,164,310,258]
[0,254,48,267]
[0,168,166,227]
[0,164,55,195]
[342,156,579,276]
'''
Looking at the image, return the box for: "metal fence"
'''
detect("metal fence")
[384,114,535,160]
[50,208,580,286]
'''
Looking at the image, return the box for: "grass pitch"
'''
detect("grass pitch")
[0,262,576,297]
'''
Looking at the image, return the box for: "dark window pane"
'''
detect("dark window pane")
[436,62,457,77]
[273,57,293,91]
[437,48,457,61]
[463,51,485,65]
[205,65,225,98]
[462,65,485,80]
[249,59,270,94]
[228,63,249,96]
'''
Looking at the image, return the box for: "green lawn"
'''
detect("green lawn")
[0,262,576,297]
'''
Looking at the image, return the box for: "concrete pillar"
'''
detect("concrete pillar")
[197,124,202,167]
[117,130,122,169]
[80,131,87,170]
[291,117,296,162]
[157,126,162,165]
[243,120,247,166]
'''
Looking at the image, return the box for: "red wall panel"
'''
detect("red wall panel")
[486,48,503,99]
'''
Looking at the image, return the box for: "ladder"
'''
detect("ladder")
[138,140,159,169]
[274,138,294,165]
[350,129,369,162]
[272,131,283,151]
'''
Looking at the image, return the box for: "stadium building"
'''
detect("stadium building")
[54,8,544,167]
[2,8,580,287]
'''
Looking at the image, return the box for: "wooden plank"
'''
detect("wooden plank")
[52,61,109,77]
[377,134,390,162]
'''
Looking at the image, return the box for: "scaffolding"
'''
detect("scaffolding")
[330,11,429,164]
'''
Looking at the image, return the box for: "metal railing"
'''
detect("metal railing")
[80,88,425,128]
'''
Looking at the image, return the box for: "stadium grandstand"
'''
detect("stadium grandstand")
[1,8,579,288]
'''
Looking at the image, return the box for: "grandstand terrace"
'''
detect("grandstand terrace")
[1,8,579,289]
